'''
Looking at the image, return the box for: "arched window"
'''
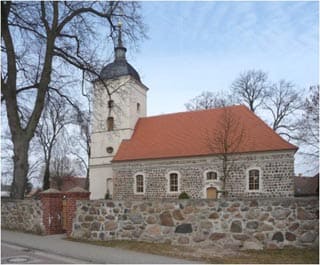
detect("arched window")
[134,174,144,194]
[168,172,179,192]
[206,171,218,180]
[107,117,114,131]
[248,169,260,191]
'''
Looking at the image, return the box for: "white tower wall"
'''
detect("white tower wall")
[89,76,147,199]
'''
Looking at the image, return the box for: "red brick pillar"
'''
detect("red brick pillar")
[64,187,90,237]
[40,188,64,235]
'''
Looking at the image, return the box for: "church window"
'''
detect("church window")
[107,117,114,131]
[169,173,179,192]
[206,171,218,180]
[137,103,140,112]
[248,169,260,190]
[135,174,144,194]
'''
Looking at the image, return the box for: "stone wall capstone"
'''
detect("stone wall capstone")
[72,197,319,250]
[1,199,45,234]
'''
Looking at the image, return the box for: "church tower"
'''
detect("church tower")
[89,24,148,199]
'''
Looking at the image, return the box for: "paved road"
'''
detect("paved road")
[1,230,198,264]
[2,242,87,264]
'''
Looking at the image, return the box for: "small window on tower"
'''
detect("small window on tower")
[137,103,140,112]
[107,117,114,131]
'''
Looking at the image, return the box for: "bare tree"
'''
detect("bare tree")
[1,1,145,198]
[207,108,245,196]
[35,93,73,190]
[264,80,302,140]
[185,91,232,111]
[294,85,319,172]
[231,70,269,112]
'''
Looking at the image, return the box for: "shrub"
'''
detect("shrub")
[178,191,190,199]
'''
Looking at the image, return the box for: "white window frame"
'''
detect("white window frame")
[133,173,145,194]
[167,171,180,194]
[246,167,263,192]
[203,170,219,181]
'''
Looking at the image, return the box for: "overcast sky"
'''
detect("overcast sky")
[124,1,318,116]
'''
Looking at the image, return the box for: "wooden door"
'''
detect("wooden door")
[207,187,217,199]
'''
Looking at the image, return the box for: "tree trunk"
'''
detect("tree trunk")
[10,138,29,199]
[42,164,51,190]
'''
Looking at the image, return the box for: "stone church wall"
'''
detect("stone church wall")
[71,197,319,249]
[112,150,295,200]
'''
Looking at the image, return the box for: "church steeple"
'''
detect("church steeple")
[99,20,141,82]
[114,21,127,61]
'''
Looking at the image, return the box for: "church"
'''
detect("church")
[89,28,297,200]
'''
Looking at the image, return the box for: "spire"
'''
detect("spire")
[115,21,127,61]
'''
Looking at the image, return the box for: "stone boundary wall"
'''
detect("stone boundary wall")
[1,199,45,234]
[1,187,90,235]
[72,197,319,249]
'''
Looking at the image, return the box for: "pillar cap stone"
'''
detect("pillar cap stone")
[41,188,61,194]
[66,186,89,193]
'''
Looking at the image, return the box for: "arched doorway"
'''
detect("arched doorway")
[206,187,217,199]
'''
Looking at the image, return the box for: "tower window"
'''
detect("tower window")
[107,117,114,131]
[137,103,140,112]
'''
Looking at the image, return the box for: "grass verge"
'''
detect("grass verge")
[66,238,319,264]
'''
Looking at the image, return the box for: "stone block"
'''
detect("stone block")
[230,220,242,233]
[300,231,317,243]
[209,212,219,219]
[129,213,143,224]
[172,210,184,220]
[159,211,174,226]
[209,233,226,240]
[272,231,284,242]
[246,221,259,229]
[271,208,291,220]
[175,223,193,233]
[178,236,190,244]
[285,232,296,241]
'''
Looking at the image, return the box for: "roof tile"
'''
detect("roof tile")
[113,105,297,162]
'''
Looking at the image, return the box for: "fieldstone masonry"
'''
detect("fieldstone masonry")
[113,150,295,200]
[1,198,45,234]
[72,197,319,249]
[1,187,90,236]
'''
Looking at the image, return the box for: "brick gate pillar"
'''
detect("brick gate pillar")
[64,187,90,237]
[40,188,64,235]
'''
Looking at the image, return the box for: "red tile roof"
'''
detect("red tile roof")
[113,105,297,162]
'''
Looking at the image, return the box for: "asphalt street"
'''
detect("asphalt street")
[1,230,199,264]
[1,242,87,264]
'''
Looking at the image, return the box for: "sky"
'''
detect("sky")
[124,1,318,116]
[124,1,319,175]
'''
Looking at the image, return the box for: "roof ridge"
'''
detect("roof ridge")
[140,104,244,120]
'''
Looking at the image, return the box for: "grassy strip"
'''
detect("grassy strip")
[66,238,319,264]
